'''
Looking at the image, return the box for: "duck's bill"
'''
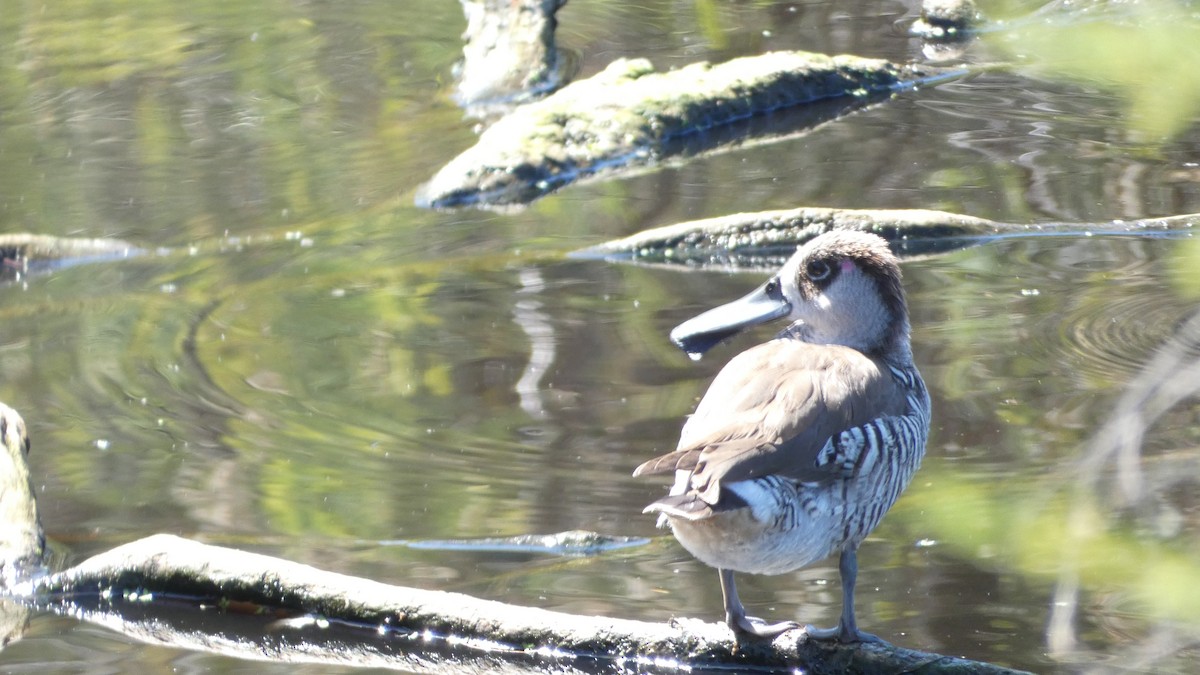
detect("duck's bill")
[669,277,791,357]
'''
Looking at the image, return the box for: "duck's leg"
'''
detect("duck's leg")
[719,568,798,639]
[804,546,883,643]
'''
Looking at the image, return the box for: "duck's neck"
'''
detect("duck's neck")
[776,318,915,366]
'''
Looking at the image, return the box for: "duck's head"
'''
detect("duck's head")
[670,230,909,359]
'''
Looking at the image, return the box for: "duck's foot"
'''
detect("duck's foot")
[729,613,800,639]
[804,622,884,644]
[719,568,799,639]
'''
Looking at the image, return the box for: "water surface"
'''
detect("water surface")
[2,1,1200,673]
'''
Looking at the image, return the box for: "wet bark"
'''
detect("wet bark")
[18,534,1029,674]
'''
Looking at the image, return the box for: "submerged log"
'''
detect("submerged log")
[574,207,1200,268]
[417,51,961,209]
[20,534,1029,674]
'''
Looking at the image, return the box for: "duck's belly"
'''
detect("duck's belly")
[665,476,884,576]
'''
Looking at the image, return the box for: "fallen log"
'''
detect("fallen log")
[417,51,962,209]
[18,534,1029,674]
[573,207,1200,268]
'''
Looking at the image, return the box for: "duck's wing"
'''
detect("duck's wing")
[633,341,908,506]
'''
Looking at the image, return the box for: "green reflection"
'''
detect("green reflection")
[900,465,1200,623]
[986,0,1200,141]
[1,0,465,241]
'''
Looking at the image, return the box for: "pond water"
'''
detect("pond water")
[2,0,1200,673]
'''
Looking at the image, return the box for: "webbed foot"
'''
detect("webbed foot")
[804,622,883,644]
[718,568,799,640]
[729,613,799,639]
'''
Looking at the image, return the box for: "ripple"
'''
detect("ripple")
[1059,293,1185,383]
[1017,236,1193,387]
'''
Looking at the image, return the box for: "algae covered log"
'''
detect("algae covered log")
[417,51,959,209]
[574,207,1013,267]
[22,534,1029,675]
[575,207,1200,268]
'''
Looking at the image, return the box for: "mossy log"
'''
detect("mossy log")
[17,534,1029,674]
[417,52,961,209]
[574,207,1200,268]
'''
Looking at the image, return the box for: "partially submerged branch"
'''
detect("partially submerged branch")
[574,208,1200,268]
[19,534,1028,674]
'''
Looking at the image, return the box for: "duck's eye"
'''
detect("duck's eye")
[806,259,832,282]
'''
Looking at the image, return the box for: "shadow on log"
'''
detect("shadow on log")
[573,207,1200,269]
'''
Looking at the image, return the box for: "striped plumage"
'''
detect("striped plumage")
[634,230,930,642]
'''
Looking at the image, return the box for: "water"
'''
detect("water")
[2,0,1200,672]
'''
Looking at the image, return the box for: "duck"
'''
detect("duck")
[633,230,930,642]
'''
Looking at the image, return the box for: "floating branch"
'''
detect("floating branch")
[19,534,1028,674]
[417,51,962,209]
[574,207,1200,268]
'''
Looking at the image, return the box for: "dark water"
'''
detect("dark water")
[2,0,1200,672]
